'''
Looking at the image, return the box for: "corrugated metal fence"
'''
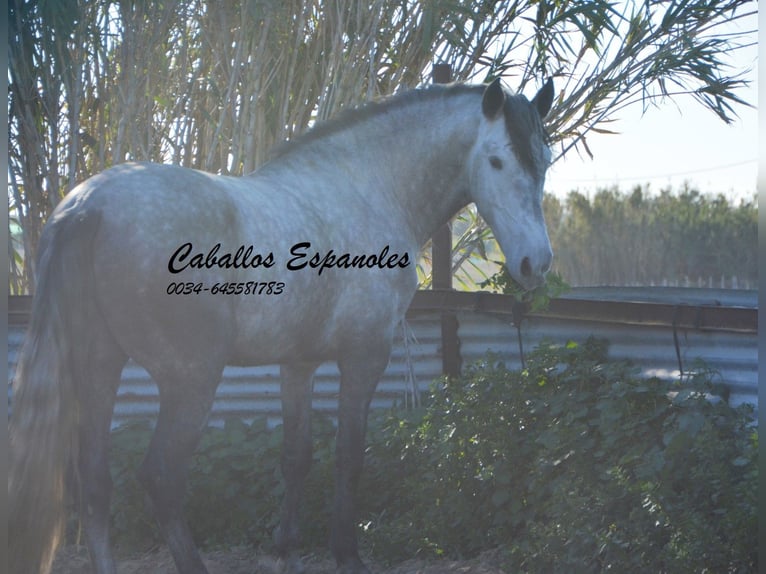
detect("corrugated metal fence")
[8,287,758,428]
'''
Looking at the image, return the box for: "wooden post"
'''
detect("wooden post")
[431,64,453,293]
[431,64,461,378]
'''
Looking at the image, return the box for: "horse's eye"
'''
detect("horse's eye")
[489,156,503,170]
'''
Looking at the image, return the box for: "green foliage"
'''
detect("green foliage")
[109,421,159,549]
[361,339,757,572]
[544,185,758,287]
[481,267,570,313]
[107,414,339,553]
[185,416,282,547]
[103,341,756,572]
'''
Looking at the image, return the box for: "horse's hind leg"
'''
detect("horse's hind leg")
[76,327,127,574]
[137,367,222,574]
[274,362,319,573]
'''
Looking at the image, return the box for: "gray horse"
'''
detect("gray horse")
[9,77,554,574]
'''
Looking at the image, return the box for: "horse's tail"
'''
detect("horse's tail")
[9,208,102,574]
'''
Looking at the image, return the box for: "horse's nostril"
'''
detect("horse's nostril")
[521,256,532,277]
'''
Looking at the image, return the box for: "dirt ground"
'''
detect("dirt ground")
[51,545,510,574]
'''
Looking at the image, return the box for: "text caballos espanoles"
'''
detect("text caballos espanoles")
[168,241,411,276]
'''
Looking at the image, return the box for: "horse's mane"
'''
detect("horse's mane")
[268,83,482,161]
[269,81,547,175]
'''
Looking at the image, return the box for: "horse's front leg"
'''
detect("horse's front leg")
[331,347,390,574]
[275,362,319,574]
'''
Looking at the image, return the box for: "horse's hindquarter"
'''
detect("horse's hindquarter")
[67,163,241,375]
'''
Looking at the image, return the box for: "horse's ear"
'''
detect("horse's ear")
[532,78,554,119]
[482,78,505,119]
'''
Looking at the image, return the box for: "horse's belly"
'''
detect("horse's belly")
[226,297,347,365]
[227,273,413,366]
[226,308,331,365]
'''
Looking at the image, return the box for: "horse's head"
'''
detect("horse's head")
[469,78,554,290]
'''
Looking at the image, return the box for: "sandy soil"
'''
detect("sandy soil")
[50,545,510,574]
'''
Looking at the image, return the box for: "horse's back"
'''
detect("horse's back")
[60,161,236,221]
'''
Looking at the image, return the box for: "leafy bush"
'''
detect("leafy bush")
[360,338,757,572]
[108,420,159,550]
[107,413,339,553]
[102,339,757,572]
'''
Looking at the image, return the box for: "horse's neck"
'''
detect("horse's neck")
[378,97,479,245]
[267,92,481,248]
